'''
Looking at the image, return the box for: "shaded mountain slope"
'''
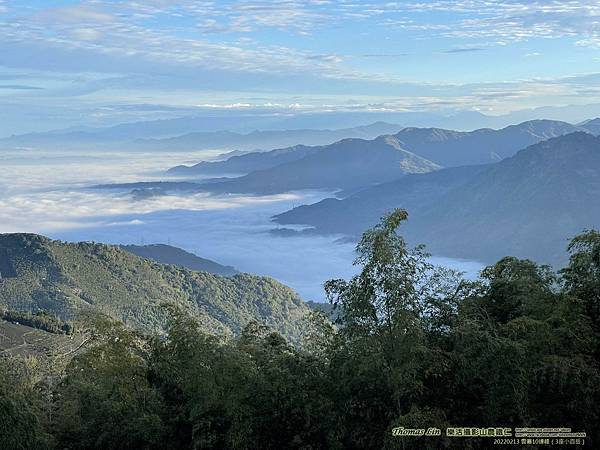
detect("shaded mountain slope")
[276,132,600,265]
[167,119,582,182]
[275,164,487,235]
[392,119,581,167]
[198,135,440,195]
[168,144,321,177]
[580,117,600,135]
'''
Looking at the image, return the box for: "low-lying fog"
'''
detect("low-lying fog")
[0,148,484,301]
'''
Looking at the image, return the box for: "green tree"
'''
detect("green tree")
[451,255,599,444]
[53,317,168,450]
[325,209,461,449]
[0,356,50,450]
[149,309,257,449]
[561,230,600,330]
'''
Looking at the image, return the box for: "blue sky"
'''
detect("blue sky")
[1,0,600,134]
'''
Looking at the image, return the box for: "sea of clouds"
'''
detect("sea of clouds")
[0,148,483,301]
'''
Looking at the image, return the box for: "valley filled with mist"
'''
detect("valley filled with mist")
[3,116,599,301]
[0,139,488,301]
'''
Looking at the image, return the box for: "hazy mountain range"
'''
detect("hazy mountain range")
[190,135,441,195]
[169,119,595,179]
[5,103,600,145]
[97,118,599,208]
[167,144,322,176]
[0,120,402,152]
[135,122,403,152]
[2,109,597,154]
[156,118,597,196]
[387,119,584,166]
[53,117,600,268]
[275,132,600,266]
[98,135,441,196]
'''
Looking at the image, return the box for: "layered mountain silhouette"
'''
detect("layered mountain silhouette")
[0,121,401,151]
[100,135,440,195]
[275,132,600,266]
[138,122,402,152]
[168,144,321,177]
[188,135,441,195]
[168,119,588,179]
[349,119,582,167]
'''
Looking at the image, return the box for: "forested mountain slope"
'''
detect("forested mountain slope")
[0,234,309,340]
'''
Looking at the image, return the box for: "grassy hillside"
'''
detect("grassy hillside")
[0,234,310,341]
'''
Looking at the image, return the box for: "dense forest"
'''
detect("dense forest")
[1,209,599,449]
[0,234,309,341]
[1,309,75,335]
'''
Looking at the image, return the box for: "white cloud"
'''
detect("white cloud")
[306,54,345,63]
[2,0,600,133]
[4,0,597,86]
[0,2,359,82]
[69,28,103,41]
[0,189,304,233]
[377,0,600,45]
[577,37,600,48]
[2,0,599,84]
[34,4,115,23]
[0,146,308,234]
[229,1,329,34]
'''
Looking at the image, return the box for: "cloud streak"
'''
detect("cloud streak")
[443,47,485,54]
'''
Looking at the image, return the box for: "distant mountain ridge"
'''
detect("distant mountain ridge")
[0,234,310,340]
[99,119,597,198]
[382,119,584,167]
[120,244,238,276]
[167,119,593,182]
[0,121,402,151]
[275,132,600,266]
[579,118,600,135]
[137,122,403,152]
[97,134,441,196]
[183,135,441,195]
[167,144,321,177]
[5,113,598,154]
